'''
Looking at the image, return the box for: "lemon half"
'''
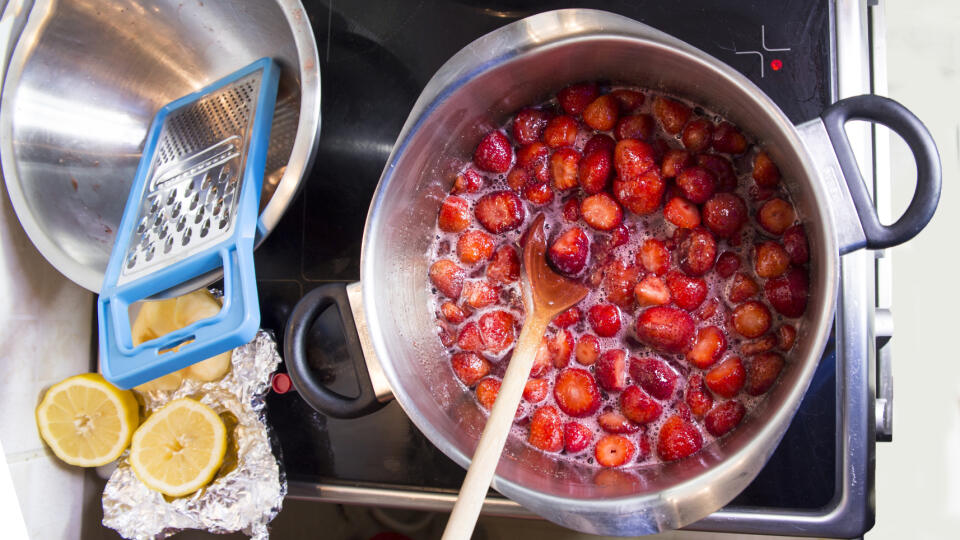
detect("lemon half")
[129,398,227,497]
[35,373,139,467]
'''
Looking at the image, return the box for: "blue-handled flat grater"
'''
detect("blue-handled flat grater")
[98,58,281,389]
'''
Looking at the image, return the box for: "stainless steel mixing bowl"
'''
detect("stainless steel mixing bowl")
[0,0,320,293]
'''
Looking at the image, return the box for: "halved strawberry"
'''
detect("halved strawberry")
[579,150,612,194]
[595,434,636,467]
[614,114,655,141]
[552,307,581,328]
[475,377,501,409]
[588,303,622,338]
[661,149,692,178]
[438,323,456,347]
[652,96,691,134]
[777,324,798,351]
[507,167,532,191]
[611,88,645,111]
[682,119,713,153]
[601,259,640,308]
[456,230,494,264]
[731,301,772,339]
[685,374,714,418]
[564,422,594,453]
[429,259,465,299]
[531,338,552,378]
[464,280,499,309]
[754,241,790,280]
[678,227,717,277]
[598,410,640,434]
[474,190,525,234]
[609,224,631,248]
[474,130,513,173]
[523,378,549,403]
[583,133,616,156]
[630,357,679,400]
[638,238,670,275]
[711,122,748,154]
[512,108,550,145]
[705,400,746,436]
[451,352,490,386]
[456,322,483,351]
[562,197,581,222]
[583,94,620,131]
[548,227,590,275]
[715,251,740,278]
[550,148,581,191]
[557,82,599,115]
[580,192,624,231]
[613,170,666,216]
[595,349,628,391]
[752,151,780,187]
[438,196,471,232]
[665,270,707,311]
[575,334,601,366]
[664,197,701,229]
[702,193,748,239]
[757,198,796,236]
[516,142,550,183]
[657,415,703,461]
[614,139,657,181]
[741,334,777,355]
[440,302,465,324]
[705,356,746,398]
[782,225,809,265]
[528,405,564,452]
[698,298,721,320]
[746,352,785,396]
[636,306,696,354]
[478,310,516,353]
[635,275,671,306]
[452,169,483,194]
[676,166,716,204]
[549,329,574,368]
[765,268,809,318]
[620,385,663,424]
[543,115,578,148]
[486,245,520,285]
[686,326,727,369]
[553,368,601,417]
[727,272,759,304]
[696,154,737,192]
[522,181,554,206]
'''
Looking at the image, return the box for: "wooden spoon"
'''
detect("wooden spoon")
[442,214,589,540]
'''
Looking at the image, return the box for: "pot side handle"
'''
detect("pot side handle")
[820,94,941,249]
[283,282,386,418]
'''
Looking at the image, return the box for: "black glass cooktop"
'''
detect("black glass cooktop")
[257,0,837,512]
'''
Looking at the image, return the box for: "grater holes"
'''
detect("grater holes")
[163,235,174,254]
[199,218,211,238]
[194,207,205,224]
[144,245,155,262]
[182,228,192,246]
[177,215,187,232]
[158,223,169,240]
[212,197,224,216]
[190,192,200,211]
[171,201,182,219]
[137,216,149,235]
[166,188,177,205]
[126,252,137,269]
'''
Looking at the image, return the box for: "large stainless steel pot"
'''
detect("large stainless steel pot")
[283,10,940,536]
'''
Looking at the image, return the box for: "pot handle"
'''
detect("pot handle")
[820,94,941,249]
[284,283,386,418]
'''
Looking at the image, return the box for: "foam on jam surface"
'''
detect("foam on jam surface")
[427,84,809,468]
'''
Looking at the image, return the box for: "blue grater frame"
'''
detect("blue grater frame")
[98,58,280,389]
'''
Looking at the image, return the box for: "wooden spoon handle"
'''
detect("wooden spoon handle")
[441,315,549,540]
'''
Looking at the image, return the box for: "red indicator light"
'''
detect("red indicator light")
[770,59,783,71]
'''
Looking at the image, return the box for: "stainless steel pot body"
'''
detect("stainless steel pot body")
[285,9,939,536]
[0,0,321,294]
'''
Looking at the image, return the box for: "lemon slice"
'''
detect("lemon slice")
[129,398,227,497]
[35,373,139,467]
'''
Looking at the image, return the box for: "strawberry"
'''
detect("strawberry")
[609,224,631,248]
[523,378,549,403]
[782,224,809,265]
[595,349,628,391]
[714,251,740,278]
[588,303,622,338]
[698,298,721,320]
[548,227,590,275]
[516,142,550,182]
[746,352,785,396]
[614,139,657,181]
[578,150,612,194]
[777,324,798,351]
[512,108,550,145]
[657,415,703,461]
[580,192,624,231]
[550,148,581,191]
[478,310,516,353]
[731,301,772,338]
[696,154,737,192]
[474,190,525,234]
[611,89,645,111]
[452,169,483,194]
[614,114,654,141]
[531,338,552,377]
[562,197,581,222]
[652,96,691,134]
[638,238,670,275]
[549,329,574,368]
[613,170,666,215]
[682,119,713,153]
[564,422,594,453]
[552,307,581,328]
[754,241,790,278]
[740,334,777,355]
[620,385,663,424]
[451,352,490,386]
[486,245,520,284]
[705,356,746,398]
[456,322,483,351]
[507,167,532,191]
[543,115,578,148]
[685,374,714,418]
[711,122,748,154]
[528,405,564,452]
[661,149,692,178]
[583,94,620,131]
[440,301,465,324]
[575,334,601,366]
[522,181,554,206]
[636,306,696,354]
[665,270,707,311]
[601,259,640,308]
[557,82,599,115]
[438,196,471,232]
[583,133,616,156]
[704,400,746,436]
[686,325,727,368]
[630,356,679,400]
[757,198,796,236]
[703,193,747,240]
[663,197,701,229]
[475,377,501,409]
[474,130,513,173]
[678,227,717,277]
[727,272,760,303]
[429,259,465,299]
[595,434,636,467]
[462,280,498,309]
[752,151,780,187]
[676,166,716,204]
[553,368,601,417]
[456,229,494,264]
[765,267,809,318]
[438,323,456,347]
[598,410,640,434]
[635,275,671,306]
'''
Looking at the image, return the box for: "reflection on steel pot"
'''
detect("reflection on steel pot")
[283,9,940,536]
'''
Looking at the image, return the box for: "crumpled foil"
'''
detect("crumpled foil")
[102,330,285,540]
